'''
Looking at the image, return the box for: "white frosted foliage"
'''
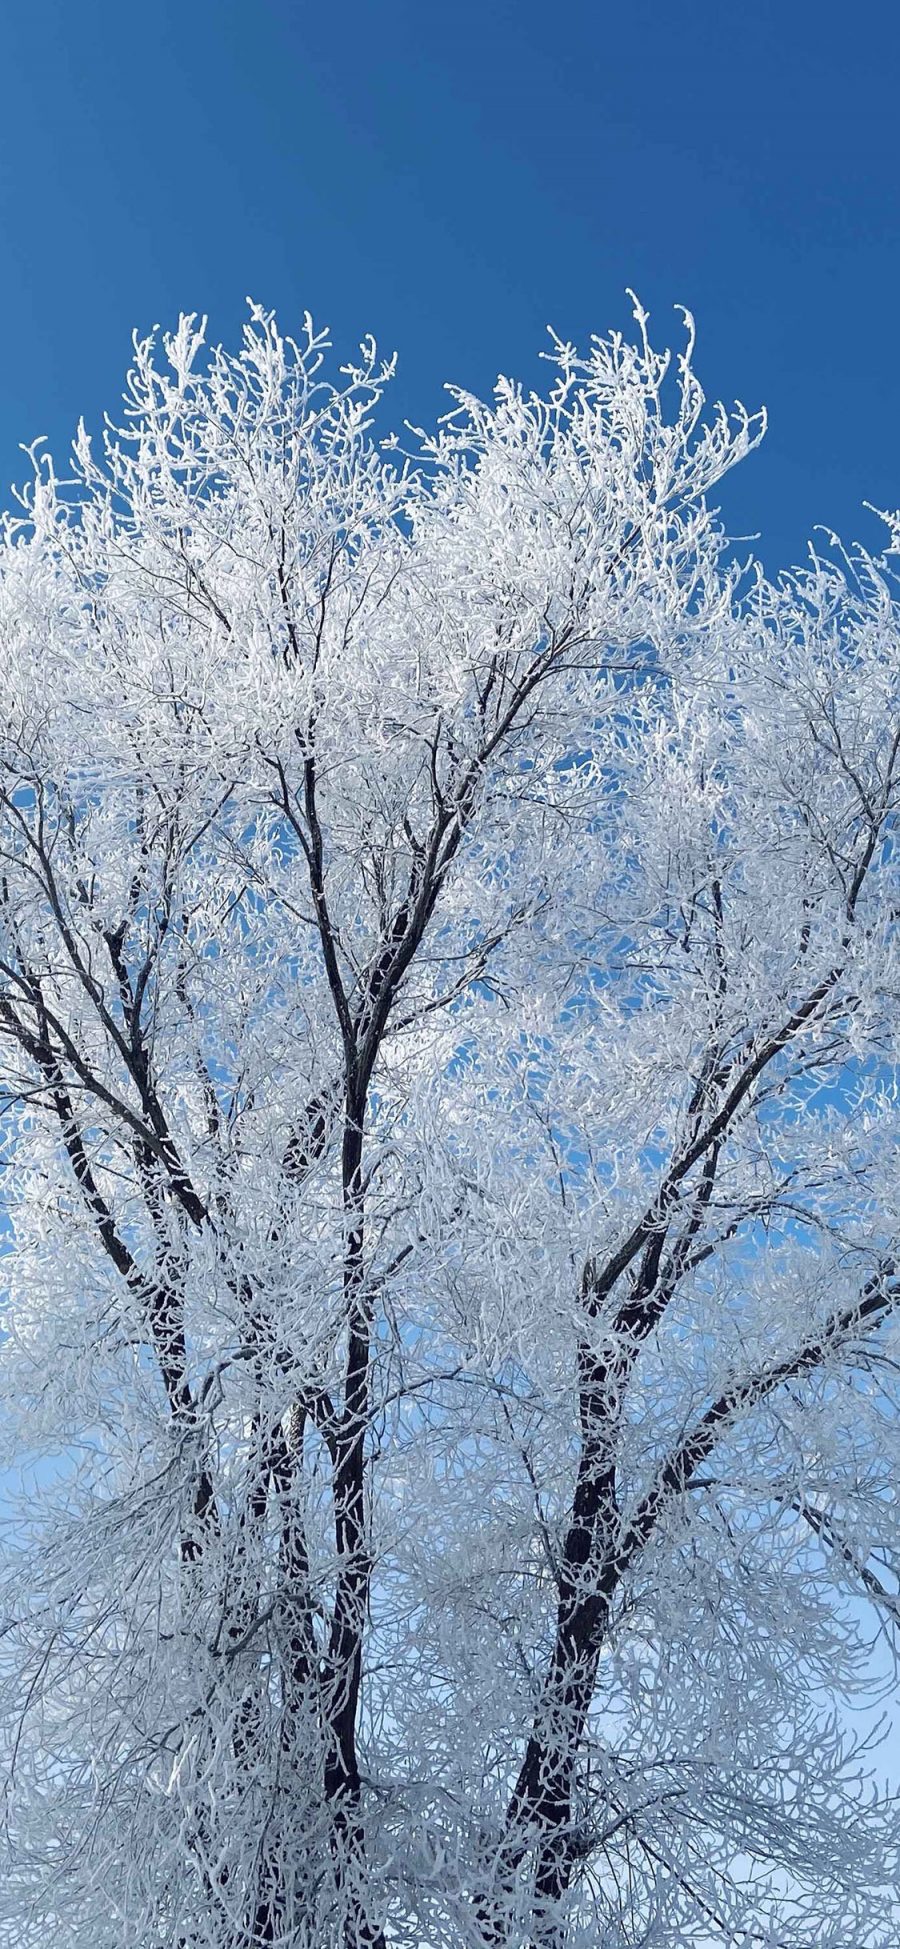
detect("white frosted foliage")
[0,303,897,1947]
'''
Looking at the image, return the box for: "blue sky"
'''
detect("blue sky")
[1,0,900,1818]
[1,0,898,576]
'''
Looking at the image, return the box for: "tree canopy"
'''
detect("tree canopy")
[0,303,898,1947]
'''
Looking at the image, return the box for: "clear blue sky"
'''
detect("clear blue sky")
[0,0,897,574]
[2,0,900,1797]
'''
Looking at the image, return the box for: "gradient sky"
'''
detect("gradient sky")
[1,0,899,1807]
[1,0,898,577]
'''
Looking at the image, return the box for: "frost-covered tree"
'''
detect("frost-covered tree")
[0,302,898,1949]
